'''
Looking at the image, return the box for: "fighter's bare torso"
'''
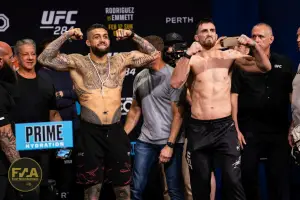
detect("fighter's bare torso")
[69,53,128,125]
[188,49,248,120]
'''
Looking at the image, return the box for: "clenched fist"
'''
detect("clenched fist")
[115,29,133,41]
[238,34,256,47]
[186,42,202,56]
[67,28,83,40]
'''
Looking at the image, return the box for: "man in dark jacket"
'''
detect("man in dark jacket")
[0,41,20,200]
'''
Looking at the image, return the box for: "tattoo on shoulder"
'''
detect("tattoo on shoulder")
[75,87,91,97]
[81,106,102,125]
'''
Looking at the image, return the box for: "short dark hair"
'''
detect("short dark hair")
[195,18,215,33]
[139,35,164,52]
[86,23,109,36]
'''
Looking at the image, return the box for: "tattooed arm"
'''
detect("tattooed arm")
[120,51,159,68]
[37,28,82,71]
[131,33,158,56]
[115,29,159,68]
[0,124,20,163]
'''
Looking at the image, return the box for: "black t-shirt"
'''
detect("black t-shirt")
[11,72,57,124]
[0,81,17,175]
[231,52,294,133]
[11,72,57,163]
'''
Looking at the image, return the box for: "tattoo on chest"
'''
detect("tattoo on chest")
[75,87,90,97]
[76,56,125,90]
[81,105,102,125]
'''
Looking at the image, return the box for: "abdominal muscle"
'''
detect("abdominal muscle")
[189,68,232,120]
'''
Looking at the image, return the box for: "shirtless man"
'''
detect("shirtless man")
[38,24,158,200]
[170,19,271,200]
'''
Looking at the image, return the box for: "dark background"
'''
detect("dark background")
[1,0,300,199]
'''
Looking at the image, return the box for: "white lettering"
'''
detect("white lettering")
[61,192,67,198]
[121,98,133,115]
[111,14,133,21]
[65,11,77,24]
[40,10,78,35]
[105,7,135,14]
[166,17,194,24]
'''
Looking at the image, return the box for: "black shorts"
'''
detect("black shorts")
[187,115,239,154]
[75,120,131,187]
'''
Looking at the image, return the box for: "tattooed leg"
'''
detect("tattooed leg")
[84,183,102,200]
[113,185,130,200]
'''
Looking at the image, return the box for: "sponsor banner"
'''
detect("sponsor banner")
[15,121,73,151]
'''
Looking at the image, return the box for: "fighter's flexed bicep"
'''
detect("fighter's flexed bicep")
[38,52,76,71]
[118,51,159,69]
[38,28,83,71]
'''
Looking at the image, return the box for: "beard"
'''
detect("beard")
[91,46,110,57]
[0,62,17,84]
[201,37,216,48]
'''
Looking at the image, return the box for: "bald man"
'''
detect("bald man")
[0,41,19,200]
[231,23,294,200]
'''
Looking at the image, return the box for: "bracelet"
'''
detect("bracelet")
[183,52,192,59]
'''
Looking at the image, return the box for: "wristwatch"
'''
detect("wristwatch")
[166,142,175,148]
[183,52,192,59]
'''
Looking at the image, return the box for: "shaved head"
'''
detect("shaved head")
[0,41,12,56]
[253,23,273,36]
[0,41,16,84]
[0,41,14,69]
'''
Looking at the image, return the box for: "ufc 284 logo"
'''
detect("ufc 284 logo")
[40,11,78,35]
[121,97,133,115]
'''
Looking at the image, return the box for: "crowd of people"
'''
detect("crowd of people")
[0,18,300,200]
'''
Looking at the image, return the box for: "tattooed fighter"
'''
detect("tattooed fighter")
[171,19,272,200]
[38,24,159,200]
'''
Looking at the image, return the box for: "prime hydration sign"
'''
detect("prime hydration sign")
[15,121,73,151]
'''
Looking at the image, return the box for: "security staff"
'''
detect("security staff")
[231,23,294,200]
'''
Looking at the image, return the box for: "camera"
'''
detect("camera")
[163,32,188,67]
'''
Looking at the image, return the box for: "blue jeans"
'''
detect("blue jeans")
[131,140,184,200]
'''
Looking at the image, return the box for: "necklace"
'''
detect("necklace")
[88,53,111,96]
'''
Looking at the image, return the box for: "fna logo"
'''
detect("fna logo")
[8,158,42,192]
[40,10,78,35]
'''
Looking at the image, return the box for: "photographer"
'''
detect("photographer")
[163,32,188,68]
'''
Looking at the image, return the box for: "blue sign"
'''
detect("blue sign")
[15,121,73,151]
[130,141,136,156]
